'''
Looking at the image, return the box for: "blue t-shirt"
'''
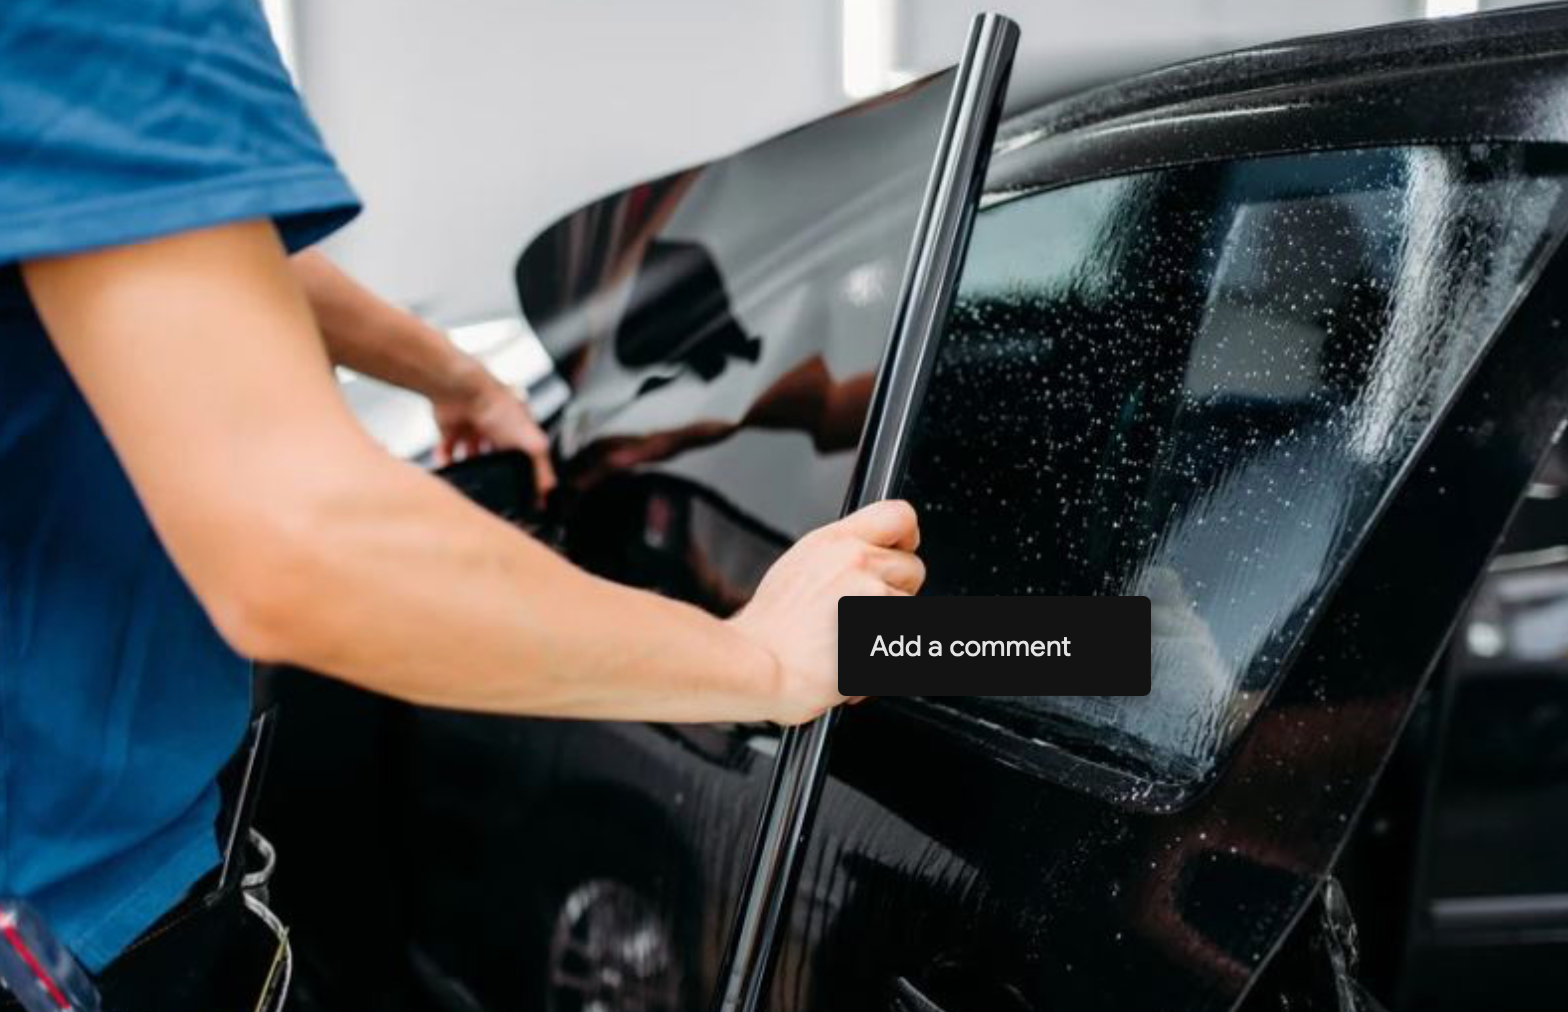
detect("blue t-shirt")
[0,0,359,970]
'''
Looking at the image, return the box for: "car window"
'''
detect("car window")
[520,71,957,559]
[895,143,1568,794]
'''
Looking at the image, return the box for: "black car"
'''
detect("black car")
[259,7,1568,1012]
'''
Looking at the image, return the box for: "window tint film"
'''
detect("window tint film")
[897,144,1568,790]
[519,71,956,582]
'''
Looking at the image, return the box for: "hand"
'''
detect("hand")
[433,361,557,500]
[728,500,925,725]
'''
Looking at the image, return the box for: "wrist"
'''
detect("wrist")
[432,343,491,407]
[725,611,786,718]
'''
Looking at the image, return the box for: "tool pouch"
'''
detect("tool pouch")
[1,710,292,1012]
[96,830,291,1012]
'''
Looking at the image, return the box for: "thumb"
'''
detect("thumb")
[835,499,920,551]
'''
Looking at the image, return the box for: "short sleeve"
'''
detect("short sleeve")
[0,0,361,263]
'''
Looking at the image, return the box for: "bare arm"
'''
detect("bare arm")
[23,221,923,724]
[291,248,554,490]
[291,248,469,401]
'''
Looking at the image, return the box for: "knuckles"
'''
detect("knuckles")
[883,498,918,530]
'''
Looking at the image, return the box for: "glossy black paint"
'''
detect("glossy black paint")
[519,69,957,557]
[987,2,1568,197]
[1385,471,1568,1012]
[256,8,1568,1012]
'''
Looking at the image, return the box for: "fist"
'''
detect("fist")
[730,500,925,725]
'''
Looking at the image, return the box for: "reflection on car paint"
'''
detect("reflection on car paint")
[518,71,957,550]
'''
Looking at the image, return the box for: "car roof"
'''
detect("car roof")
[990,2,1568,196]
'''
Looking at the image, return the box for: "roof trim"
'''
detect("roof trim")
[993,3,1568,195]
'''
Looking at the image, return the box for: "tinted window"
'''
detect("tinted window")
[522,72,956,573]
[898,144,1568,790]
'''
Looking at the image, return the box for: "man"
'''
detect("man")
[0,1,924,1006]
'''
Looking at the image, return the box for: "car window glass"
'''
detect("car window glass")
[520,71,957,572]
[895,144,1568,792]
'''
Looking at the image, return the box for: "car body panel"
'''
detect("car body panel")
[493,11,1568,1005]
[257,8,1568,1012]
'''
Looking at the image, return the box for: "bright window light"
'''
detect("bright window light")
[842,0,900,99]
[1426,0,1481,17]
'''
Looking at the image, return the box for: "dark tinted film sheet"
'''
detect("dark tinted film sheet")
[517,72,957,603]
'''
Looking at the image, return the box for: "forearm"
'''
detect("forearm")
[240,448,783,721]
[291,248,480,402]
[25,222,779,723]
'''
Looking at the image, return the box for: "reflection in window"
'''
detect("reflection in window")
[899,145,1568,787]
[523,72,956,546]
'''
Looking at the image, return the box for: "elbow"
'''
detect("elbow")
[202,507,335,665]
[209,581,298,666]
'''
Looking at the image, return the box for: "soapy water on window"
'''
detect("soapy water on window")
[897,143,1568,788]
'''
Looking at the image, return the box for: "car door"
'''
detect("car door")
[742,136,1568,1012]
[393,57,981,1012]
[718,11,1568,1009]
[391,12,1568,1012]
[1391,455,1568,1012]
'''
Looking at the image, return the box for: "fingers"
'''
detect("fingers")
[792,502,923,597]
[440,433,485,464]
[511,421,557,501]
[531,452,558,501]
[834,499,920,551]
[861,545,926,594]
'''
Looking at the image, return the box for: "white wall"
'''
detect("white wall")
[896,0,1423,103]
[294,0,844,326]
[288,0,1530,329]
